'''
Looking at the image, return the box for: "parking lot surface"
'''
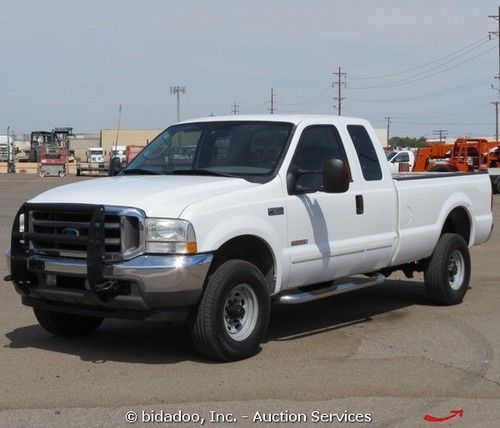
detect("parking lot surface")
[0,175,499,427]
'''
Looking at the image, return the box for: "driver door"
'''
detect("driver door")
[285,125,366,288]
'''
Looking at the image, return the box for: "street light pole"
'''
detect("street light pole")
[170,85,186,122]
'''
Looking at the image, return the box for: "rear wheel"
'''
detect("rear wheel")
[58,170,66,177]
[189,260,270,361]
[38,171,46,178]
[424,233,470,305]
[34,308,103,337]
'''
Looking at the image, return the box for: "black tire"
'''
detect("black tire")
[424,233,471,305]
[34,308,103,337]
[189,260,270,361]
[430,165,451,172]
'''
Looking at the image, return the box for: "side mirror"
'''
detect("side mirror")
[323,157,349,193]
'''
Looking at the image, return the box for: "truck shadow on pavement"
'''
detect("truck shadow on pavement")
[266,279,430,342]
[4,279,431,364]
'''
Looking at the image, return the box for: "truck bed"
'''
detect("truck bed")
[391,170,493,266]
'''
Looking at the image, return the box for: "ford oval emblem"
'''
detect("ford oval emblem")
[61,227,80,237]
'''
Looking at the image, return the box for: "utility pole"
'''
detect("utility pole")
[231,102,239,115]
[432,129,448,142]
[6,126,14,173]
[170,85,186,122]
[489,6,500,83]
[269,87,276,114]
[384,116,392,143]
[332,67,347,115]
[492,101,500,141]
[489,7,500,140]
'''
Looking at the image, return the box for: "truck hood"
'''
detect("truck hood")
[29,175,259,218]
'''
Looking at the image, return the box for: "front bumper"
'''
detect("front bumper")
[5,250,213,321]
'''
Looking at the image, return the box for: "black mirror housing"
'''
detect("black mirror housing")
[323,157,349,193]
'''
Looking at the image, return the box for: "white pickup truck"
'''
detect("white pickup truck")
[5,115,494,361]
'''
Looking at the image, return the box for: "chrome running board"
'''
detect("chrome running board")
[277,273,385,304]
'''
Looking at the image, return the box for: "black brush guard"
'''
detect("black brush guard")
[10,203,108,295]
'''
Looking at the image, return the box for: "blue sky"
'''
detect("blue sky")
[0,0,498,138]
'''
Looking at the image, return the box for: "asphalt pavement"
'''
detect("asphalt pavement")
[0,174,499,427]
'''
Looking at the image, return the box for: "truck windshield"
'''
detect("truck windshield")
[122,121,293,178]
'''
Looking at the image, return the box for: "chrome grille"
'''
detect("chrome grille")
[29,206,144,260]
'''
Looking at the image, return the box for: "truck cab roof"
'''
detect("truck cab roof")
[179,114,370,127]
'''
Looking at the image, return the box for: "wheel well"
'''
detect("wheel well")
[441,207,471,245]
[210,235,276,292]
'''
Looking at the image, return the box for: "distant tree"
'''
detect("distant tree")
[388,136,427,148]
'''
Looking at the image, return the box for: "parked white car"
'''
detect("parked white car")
[387,149,415,172]
[5,115,494,361]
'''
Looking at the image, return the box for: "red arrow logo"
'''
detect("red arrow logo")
[423,409,464,423]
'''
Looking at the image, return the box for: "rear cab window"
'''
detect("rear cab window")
[347,125,382,181]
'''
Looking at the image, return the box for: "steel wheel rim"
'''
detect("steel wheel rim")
[448,250,465,290]
[223,283,259,342]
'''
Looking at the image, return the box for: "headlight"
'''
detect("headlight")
[145,218,197,254]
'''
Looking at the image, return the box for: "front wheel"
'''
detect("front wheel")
[189,260,270,361]
[424,233,471,305]
[34,308,103,337]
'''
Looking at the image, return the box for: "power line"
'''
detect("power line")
[350,45,495,90]
[332,67,346,115]
[240,101,268,114]
[350,36,489,80]
[279,86,331,100]
[349,78,489,102]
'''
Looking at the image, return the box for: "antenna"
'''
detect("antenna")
[114,104,122,156]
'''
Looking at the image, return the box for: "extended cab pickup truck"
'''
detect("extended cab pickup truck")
[5,115,494,361]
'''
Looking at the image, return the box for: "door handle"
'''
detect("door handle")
[355,195,364,215]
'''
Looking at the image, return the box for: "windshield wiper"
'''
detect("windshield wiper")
[170,169,236,177]
[121,168,161,175]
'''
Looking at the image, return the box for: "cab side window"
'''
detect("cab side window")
[347,125,382,181]
[289,125,349,193]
